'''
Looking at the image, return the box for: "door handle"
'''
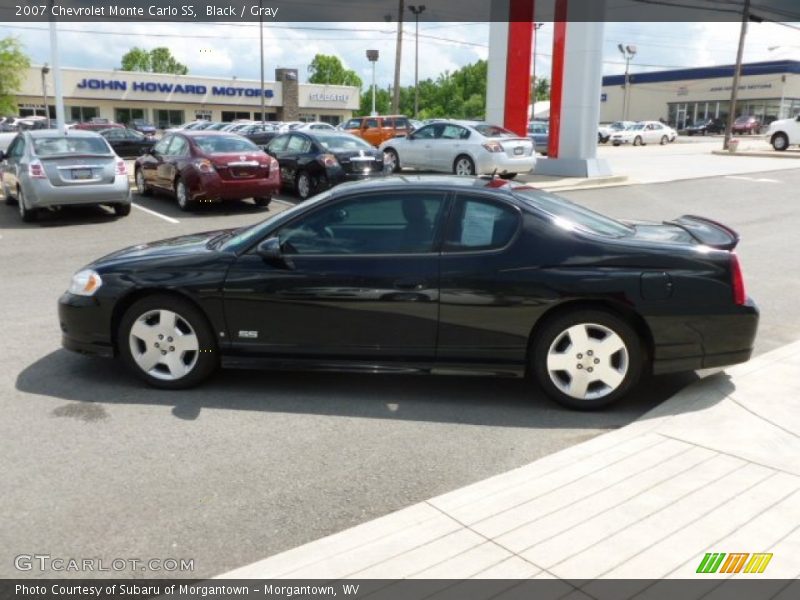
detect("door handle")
[394,279,425,291]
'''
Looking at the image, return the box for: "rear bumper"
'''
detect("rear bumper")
[25,176,131,207]
[193,169,280,200]
[648,300,759,374]
[475,153,536,175]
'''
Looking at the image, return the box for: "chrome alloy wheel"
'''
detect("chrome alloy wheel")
[382,149,397,172]
[454,157,474,176]
[546,323,629,401]
[297,172,311,199]
[128,309,199,381]
[176,180,189,209]
[136,169,146,194]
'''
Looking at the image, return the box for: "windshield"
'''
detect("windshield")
[193,135,260,154]
[473,124,518,138]
[33,136,111,156]
[316,135,372,151]
[221,189,336,251]
[513,188,633,237]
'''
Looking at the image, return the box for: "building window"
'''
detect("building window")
[115,107,146,125]
[155,109,185,129]
[298,113,317,123]
[68,106,99,122]
[19,104,54,118]
[319,115,341,125]
[221,111,250,121]
[195,110,212,121]
[254,111,278,121]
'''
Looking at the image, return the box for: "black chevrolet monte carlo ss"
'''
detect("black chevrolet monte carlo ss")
[58,176,758,410]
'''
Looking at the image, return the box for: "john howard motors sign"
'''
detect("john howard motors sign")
[76,78,275,98]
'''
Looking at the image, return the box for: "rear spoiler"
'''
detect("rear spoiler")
[664,215,740,250]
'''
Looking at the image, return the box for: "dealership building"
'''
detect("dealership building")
[601,59,800,128]
[15,66,360,127]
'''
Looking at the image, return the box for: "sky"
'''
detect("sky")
[1,20,799,88]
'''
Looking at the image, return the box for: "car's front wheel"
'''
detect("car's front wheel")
[135,168,152,196]
[660,135,668,145]
[119,294,218,389]
[633,136,643,146]
[532,309,643,410]
[383,148,400,173]
[253,196,271,207]
[175,178,192,211]
[772,132,789,151]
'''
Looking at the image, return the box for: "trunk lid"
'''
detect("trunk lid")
[209,152,269,180]
[489,137,534,158]
[39,154,116,187]
[334,149,383,174]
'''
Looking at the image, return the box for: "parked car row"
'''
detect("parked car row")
[610,121,677,146]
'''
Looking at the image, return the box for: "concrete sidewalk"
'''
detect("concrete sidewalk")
[219,340,800,582]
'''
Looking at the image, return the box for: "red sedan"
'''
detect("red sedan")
[134,131,280,210]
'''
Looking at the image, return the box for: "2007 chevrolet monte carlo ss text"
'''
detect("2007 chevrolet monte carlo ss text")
[58,175,758,410]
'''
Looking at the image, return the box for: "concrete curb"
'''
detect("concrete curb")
[217,340,800,581]
[711,150,800,159]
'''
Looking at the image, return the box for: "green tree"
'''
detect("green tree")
[532,77,550,102]
[0,37,31,116]
[121,47,188,75]
[307,54,362,88]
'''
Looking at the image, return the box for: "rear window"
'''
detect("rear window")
[192,135,259,154]
[33,136,111,156]
[316,135,372,151]
[473,124,518,138]
[513,187,633,238]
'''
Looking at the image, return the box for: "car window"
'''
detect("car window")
[33,136,111,156]
[473,124,517,138]
[103,129,123,140]
[8,137,24,158]
[154,136,172,154]
[412,125,437,139]
[286,134,312,153]
[167,136,190,156]
[364,119,379,129]
[445,196,519,251]
[267,135,289,152]
[394,118,410,129]
[382,118,395,128]
[276,192,447,255]
[192,135,259,154]
[441,124,470,140]
[343,119,362,129]
[315,135,372,151]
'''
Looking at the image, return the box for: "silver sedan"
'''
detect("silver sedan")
[379,120,535,179]
[1,129,131,222]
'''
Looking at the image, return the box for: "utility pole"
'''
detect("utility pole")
[723,0,751,150]
[531,23,543,109]
[41,64,50,127]
[408,4,425,118]
[259,0,265,122]
[48,18,65,132]
[618,43,637,121]
[392,0,404,114]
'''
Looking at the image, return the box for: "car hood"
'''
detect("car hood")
[91,229,234,268]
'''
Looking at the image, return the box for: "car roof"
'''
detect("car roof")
[26,129,102,138]
[179,130,239,137]
[326,174,521,197]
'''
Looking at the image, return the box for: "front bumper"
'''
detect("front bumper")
[58,292,115,358]
[26,175,131,208]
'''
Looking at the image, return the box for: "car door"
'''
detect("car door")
[140,135,171,189]
[436,193,526,364]
[1,135,24,193]
[360,118,381,147]
[222,190,449,359]
[402,124,437,168]
[279,133,312,186]
[430,123,469,171]
[157,135,190,190]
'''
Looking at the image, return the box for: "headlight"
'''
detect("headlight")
[69,269,103,296]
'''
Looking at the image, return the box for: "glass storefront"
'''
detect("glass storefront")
[68,106,98,122]
[155,109,185,128]
[667,98,797,128]
[115,107,146,125]
[221,111,251,121]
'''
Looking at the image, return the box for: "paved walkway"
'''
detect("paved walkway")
[218,340,800,581]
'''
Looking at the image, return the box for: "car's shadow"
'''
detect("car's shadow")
[131,191,296,220]
[16,349,699,428]
[0,199,123,229]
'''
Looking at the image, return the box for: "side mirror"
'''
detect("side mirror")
[256,237,294,269]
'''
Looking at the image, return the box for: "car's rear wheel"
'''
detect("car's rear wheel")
[532,309,643,410]
[772,132,789,151]
[17,187,37,223]
[454,155,475,176]
[253,196,271,207]
[660,135,668,145]
[175,179,192,211]
[119,294,218,389]
[113,203,131,217]
[295,171,312,200]
[383,148,400,173]
[633,136,643,146]
[135,168,152,196]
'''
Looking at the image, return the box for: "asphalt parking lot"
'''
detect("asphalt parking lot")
[1,165,798,578]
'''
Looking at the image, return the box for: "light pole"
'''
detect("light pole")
[618,43,636,121]
[531,23,543,112]
[366,50,379,117]
[40,64,50,127]
[259,0,265,122]
[723,0,752,151]
[408,4,425,118]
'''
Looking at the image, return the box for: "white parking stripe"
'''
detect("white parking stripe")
[725,175,781,183]
[131,202,180,224]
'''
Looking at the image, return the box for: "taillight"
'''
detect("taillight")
[28,160,46,179]
[319,153,339,168]
[482,141,504,153]
[115,159,127,176]
[731,253,746,305]
[194,158,214,173]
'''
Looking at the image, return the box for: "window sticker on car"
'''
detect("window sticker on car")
[461,202,498,246]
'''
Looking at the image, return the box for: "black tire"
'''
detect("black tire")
[383,148,401,173]
[771,133,789,152]
[3,183,15,205]
[453,155,475,176]
[531,309,644,410]
[118,294,219,390]
[113,203,131,217]
[175,178,192,211]
[135,168,152,196]
[499,173,517,180]
[17,187,37,223]
[660,136,668,145]
[633,136,643,147]
[295,170,312,200]
[612,141,621,147]
[253,197,272,207]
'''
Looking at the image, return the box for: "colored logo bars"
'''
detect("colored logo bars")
[696,552,773,574]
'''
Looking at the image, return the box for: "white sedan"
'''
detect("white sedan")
[379,120,535,178]
[611,121,677,146]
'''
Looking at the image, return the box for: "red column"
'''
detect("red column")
[503,0,535,136]
[547,0,568,158]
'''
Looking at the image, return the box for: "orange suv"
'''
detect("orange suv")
[341,115,412,147]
